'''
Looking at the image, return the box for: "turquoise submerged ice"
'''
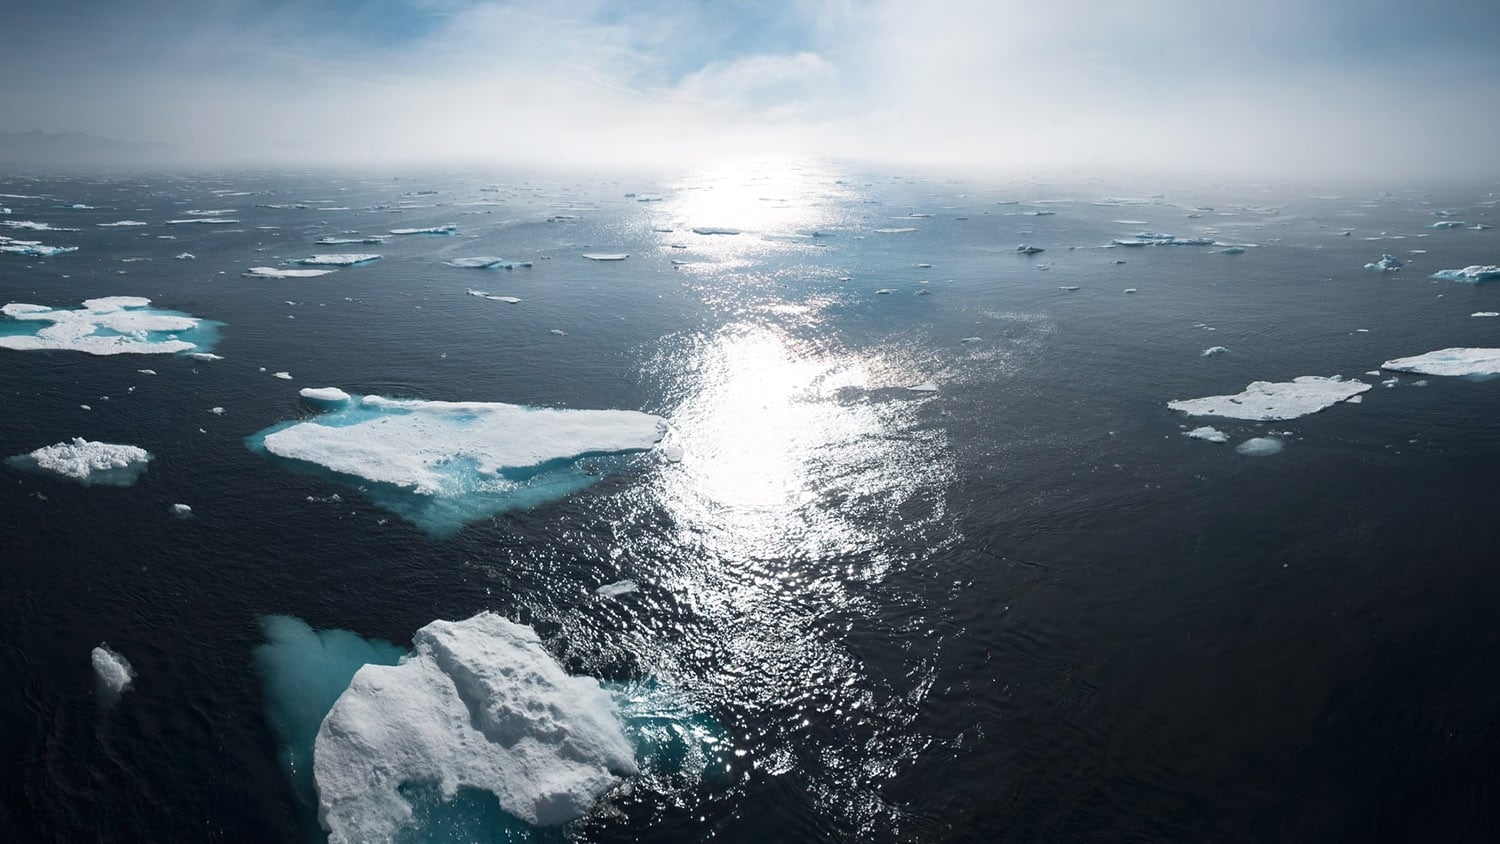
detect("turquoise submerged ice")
[0,296,220,356]
[256,614,726,844]
[248,389,666,536]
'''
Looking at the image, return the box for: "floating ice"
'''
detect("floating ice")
[1015,244,1044,254]
[1184,426,1228,443]
[0,234,77,257]
[907,381,939,392]
[1218,246,1246,254]
[466,289,521,303]
[273,371,293,380]
[92,645,135,699]
[1,220,78,231]
[1168,376,1369,421]
[175,252,195,260]
[1236,437,1284,457]
[0,296,218,356]
[171,503,193,518]
[166,218,239,225]
[1364,254,1403,272]
[297,254,380,267]
[1382,348,1500,377]
[1431,221,1466,229]
[300,387,350,404]
[1111,233,1215,247]
[1431,266,1500,283]
[582,253,628,261]
[390,225,456,235]
[315,236,386,245]
[1202,346,1229,356]
[1058,285,1080,291]
[445,257,533,269]
[874,227,917,234]
[248,391,666,535]
[596,580,638,598]
[1472,312,1500,318]
[691,227,740,235]
[314,613,636,840]
[244,267,336,279]
[191,353,224,362]
[98,220,148,227]
[7,438,152,485]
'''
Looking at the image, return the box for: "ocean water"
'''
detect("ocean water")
[2,161,1499,841]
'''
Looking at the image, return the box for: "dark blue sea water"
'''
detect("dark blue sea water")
[2,162,1500,842]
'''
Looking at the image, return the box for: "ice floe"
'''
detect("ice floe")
[1381,348,1500,377]
[297,254,380,266]
[7,438,152,485]
[390,225,456,235]
[445,257,533,269]
[1168,376,1369,421]
[1202,346,1229,356]
[0,296,218,356]
[1431,221,1466,229]
[1472,312,1500,318]
[273,371,292,380]
[98,220,148,227]
[1236,437,1284,457]
[1111,233,1214,247]
[691,227,740,235]
[1015,244,1044,254]
[92,645,135,699]
[315,236,386,245]
[596,579,638,598]
[1,220,79,232]
[0,234,77,257]
[300,387,350,403]
[1431,266,1500,283]
[171,503,193,518]
[582,253,628,261]
[166,218,239,225]
[874,227,917,234]
[314,612,636,840]
[244,267,336,279]
[248,391,665,535]
[1364,254,1403,272]
[1183,426,1228,443]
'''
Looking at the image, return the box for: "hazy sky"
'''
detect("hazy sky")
[4,0,1498,178]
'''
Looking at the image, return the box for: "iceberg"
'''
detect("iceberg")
[92,645,135,700]
[582,253,628,261]
[1168,376,1369,421]
[1184,426,1228,443]
[1431,266,1500,283]
[247,390,666,536]
[7,438,151,485]
[444,257,533,269]
[390,225,456,235]
[1236,437,1284,457]
[296,254,380,266]
[1382,348,1500,377]
[0,296,219,356]
[244,267,336,279]
[314,613,636,841]
[1364,254,1403,271]
[273,371,292,380]
[175,252,195,260]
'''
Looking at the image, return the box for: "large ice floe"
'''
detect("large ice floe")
[244,267,336,279]
[247,389,666,536]
[1168,375,1369,421]
[1431,265,1500,283]
[6,438,152,485]
[256,614,725,842]
[315,236,386,245]
[296,254,380,266]
[1111,232,1216,247]
[0,296,219,356]
[1382,348,1500,377]
[445,257,533,269]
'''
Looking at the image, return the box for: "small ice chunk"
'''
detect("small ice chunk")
[8,438,152,485]
[315,236,386,245]
[1124,288,1138,293]
[1431,266,1500,284]
[876,288,895,294]
[549,329,567,336]
[92,645,135,697]
[1058,285,1080,291]
[1184,426,1229,443]
[596,580,638,598]
[691,227,740,235]
[485,296,521,304]
[874,227,917,234]
[189,353,224,361]
[171,503,193,518]
[245,267,336,278]
[1382,348,1500,377]
[582,253,628,261]
[1202,346,1229,356]
[445,257,532,269]
[1235,437,1284,457]
[1431,221,1466,229]
[1219,246,1246,254]
[1473,312,1500,318]
[389,225,456,235]
[300,387,351,404]
[1364,254,1403,272]
[137,368,156,375]
[907,381,939,392]
[273,371,292,380]
[1015,244,1043,254]
[98,220,148,227]
[166,218,239,225]
[297,254,380,266]
[209,406,225,414]
[1168,376,1370,421]
[175,252,195,260]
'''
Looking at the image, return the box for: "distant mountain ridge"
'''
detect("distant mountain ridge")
[0,130,175,165]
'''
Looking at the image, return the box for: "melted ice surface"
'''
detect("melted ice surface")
[314,613,637,841]
[1382,348,1500,377]
[0,296,216,356]
[1168,376,1369,421]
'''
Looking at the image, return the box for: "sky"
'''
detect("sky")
[3,0,1499,179]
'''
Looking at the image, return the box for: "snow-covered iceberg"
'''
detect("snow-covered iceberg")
[1364,254,1403,272]
[247,390,666,536]
[1382,348,1500,377]
[7,438,152,485]
[244,267,335,279]
[445,257,533,269]
[1168,376,1369,421]
[1431,266,1500,284]
[92,644,135,701]
[296,254,380,266]
[0,296,219,356]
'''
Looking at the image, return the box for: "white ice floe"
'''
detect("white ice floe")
[166,218,239,225]
[1431,221,1466,229]
[1472,312,1500,318]
[0,296,213,356]
[390,225,456,235]
[907,381,939,392]
[446,257,533,269]
[1,220,79,232]
[1382,348,1500,377]
[582,253,628,261]
[298,254,380,267]
[315,236,386,245]
[874,227,917,234]
[300,387,351,403]
[1184,426,1229,443]
[171,503,193,518]
[1364,254,1403,272]
[1168,376,1369,421]
[244,267,336,278]
[8,438,152,485]
[314,612,636,841]
[191,353,224,361]
[1236,437,1284,457]
[0,234,77,257]
[1015,244,1044,254]
[691,227,740,235]
[256,392,665,497]
[596,579,638,598]
[175,252,195,260]
[209,406,225,414]
[273,371,292,380]
[1202,346,1229,356]
[98,220,148,227]
[92,645,135,697]
[1431,266,1500,283]
[1111,233,1215,247]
